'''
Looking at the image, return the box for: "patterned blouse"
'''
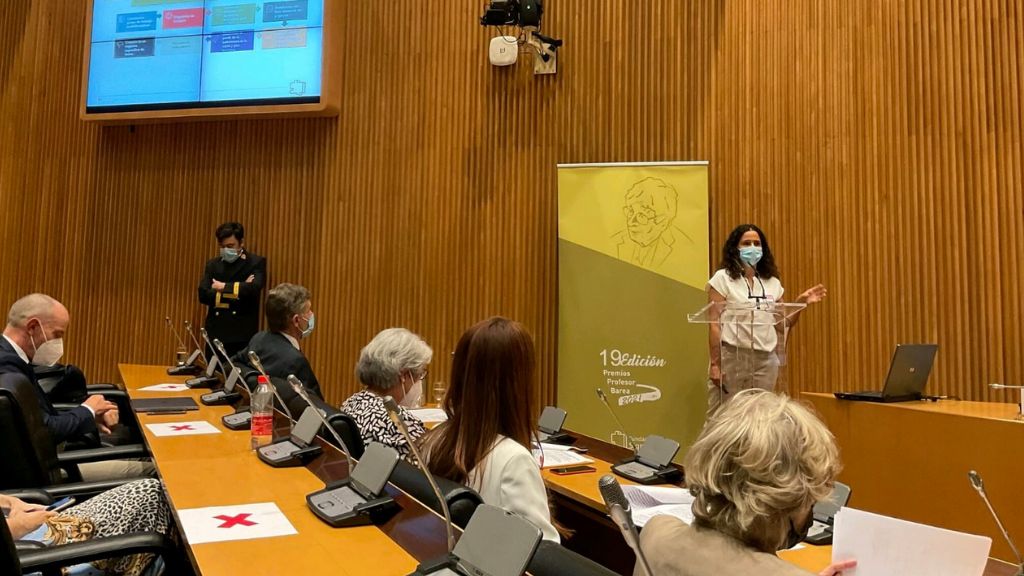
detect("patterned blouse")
[340,389,427,460]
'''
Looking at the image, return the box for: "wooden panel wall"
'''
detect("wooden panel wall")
[1,1,1022,408]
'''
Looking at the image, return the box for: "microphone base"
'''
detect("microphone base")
[307,480,400,528]
[257,441,322,468]
[539,431,575,445]
[222,407,251,430]
[167,364,201,376]
[185,376,219,389]
[200,391,242,406]
[410,554,463,576]
[612,458,682,485]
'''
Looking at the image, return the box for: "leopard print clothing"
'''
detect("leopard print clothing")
[45,478,170,576]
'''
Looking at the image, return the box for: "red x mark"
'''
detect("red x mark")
[214,513,257,528]
[170,425,194,431]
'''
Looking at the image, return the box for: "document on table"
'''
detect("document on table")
[139,383,190,392]
[832,507,991,576]
[407,408,448,423]
[621,484,695,527]
[532,448,593,468]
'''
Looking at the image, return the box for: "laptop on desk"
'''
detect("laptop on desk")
[834,344,938,403]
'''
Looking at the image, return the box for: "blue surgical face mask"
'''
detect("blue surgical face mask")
[739,245,763,267]
[220,247,240,263]
[301,312,315,339]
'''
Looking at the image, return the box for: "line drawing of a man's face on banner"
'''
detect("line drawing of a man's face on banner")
[612,177,694,270]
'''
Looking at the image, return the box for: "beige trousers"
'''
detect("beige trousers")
[707,344,779,413]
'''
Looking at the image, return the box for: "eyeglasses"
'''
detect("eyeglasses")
[623,206,668,226]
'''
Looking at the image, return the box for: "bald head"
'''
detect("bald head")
[4,294,69,360]
[7,294,65,328]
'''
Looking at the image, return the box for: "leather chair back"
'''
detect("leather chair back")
[389,460,483,529]
[323,411,365,460]
[0,372,61,489]
[0,509,22,575]
[527,540,619,576]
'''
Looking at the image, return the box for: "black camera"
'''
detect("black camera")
[480,0,543,28]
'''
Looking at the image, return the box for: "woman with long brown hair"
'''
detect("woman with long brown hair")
[420,316,559,542]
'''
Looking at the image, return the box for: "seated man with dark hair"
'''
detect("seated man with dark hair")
[234,283,323,415]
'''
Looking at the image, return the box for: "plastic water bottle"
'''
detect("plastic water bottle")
[250,375,274,450]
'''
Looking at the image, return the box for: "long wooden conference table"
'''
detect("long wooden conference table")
[541,424,1019,576]
[121,363,446,575]
[122,363,1017,575]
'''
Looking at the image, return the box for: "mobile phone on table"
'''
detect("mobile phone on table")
[46,497,75,512]
[551,465,596,475]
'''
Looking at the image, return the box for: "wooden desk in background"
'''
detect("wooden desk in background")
[544,431,1018,576]
[120,363,449,576]
[803,393,1023,565]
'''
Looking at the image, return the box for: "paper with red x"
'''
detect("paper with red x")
[145,420,221,437]
[178,502,297,544]
[139,383,190,392]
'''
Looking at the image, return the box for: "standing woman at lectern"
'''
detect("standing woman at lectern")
[705,224,827,412]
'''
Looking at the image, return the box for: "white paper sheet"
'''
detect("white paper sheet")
[832,507,991,576]
[146,420,221,437]
[178,502,297,545]
[621,485,696,527]
[532,448,594,468]
[408,408,448,423]
[138,383,190,392]
[534,442,573,452]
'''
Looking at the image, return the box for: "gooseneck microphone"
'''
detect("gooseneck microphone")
[595,388,639,452]
[968,470,1024,575]
[989,383,1024,419]
[247,351,295,424]
[598,474,653,576]
[165,316,187,351]
[287,374,354,473]
[382,395,455,558]
[184,321,205,360]
[213,338,249,395]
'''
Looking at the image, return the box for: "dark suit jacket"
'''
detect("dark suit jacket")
[0,337,95,445]
[233,331,323,416]
[198,252,267,348]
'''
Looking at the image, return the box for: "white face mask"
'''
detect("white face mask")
[29,324,64,367]
[399,375,423,408]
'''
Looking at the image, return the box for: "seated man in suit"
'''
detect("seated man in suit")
[0,293,155,481]
[234,283,323,416]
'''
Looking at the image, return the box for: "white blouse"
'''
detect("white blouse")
[706,268,785,352]
[467,435,560,542]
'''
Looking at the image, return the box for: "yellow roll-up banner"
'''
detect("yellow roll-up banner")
[557,162,709,461]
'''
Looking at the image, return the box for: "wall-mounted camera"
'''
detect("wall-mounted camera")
[480,0,563,74]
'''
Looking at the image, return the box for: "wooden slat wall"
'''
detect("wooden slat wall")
[1,1,1021,407]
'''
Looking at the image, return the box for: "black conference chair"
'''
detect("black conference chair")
[0,373,148,491]
[389,460,484,529]
[527,540,620,576]
[299,394,366,459]
[34,364,143,448]
[243,372,315,422]
[323,410,366,459]
[0,489,181,576]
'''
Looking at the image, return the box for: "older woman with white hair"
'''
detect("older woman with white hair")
[340,328,433,459]
[635,389,856,576]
